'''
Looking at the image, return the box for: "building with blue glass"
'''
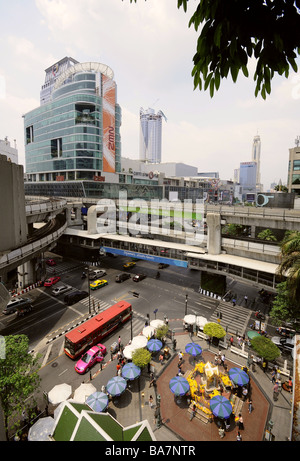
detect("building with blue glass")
[24,57,122,183]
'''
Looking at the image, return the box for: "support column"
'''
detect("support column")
[17,259,37,288]
[206,213,221,255]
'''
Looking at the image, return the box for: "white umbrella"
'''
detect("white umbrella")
[150,319,165,329]
[131,335,148,348]
[142,325,155,338]
[196,316,208,328]
[123,344,138,360]
[73,383,97,404]
[28,416,54,441]
[48,383,72,405]
[184,314,196,325]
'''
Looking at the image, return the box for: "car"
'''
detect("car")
[89,279,108,290]
[52,285,72,296]
[123,262,136,269]
[276,327,296,338]
[158,263,169,269]
[133,273,147,282]
[64,290,88,306]
[271,336,295,352]
[89,269,106,280]
[44,276,61,287]
[46,259,56,266]
[115,273,131,283]
[75,343,107,374]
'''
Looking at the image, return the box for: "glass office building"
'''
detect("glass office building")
[24,57,122,182]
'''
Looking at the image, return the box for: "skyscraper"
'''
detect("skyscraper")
[24,57,121,182]
[252,134,262,189]
[139,107,166,163]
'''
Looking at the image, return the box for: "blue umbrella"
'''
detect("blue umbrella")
[228,367,249,386]
[147,339,163,352]
[169,376,190,396]
[86,391,108,412]
[185,342,202,356]
[210,395,232,419]
[121,363,141,381]
[106,376,127,397]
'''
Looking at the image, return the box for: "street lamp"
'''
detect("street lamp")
[85,266,91,314]
[185,294,188,315]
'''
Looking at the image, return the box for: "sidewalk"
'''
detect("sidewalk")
[91,330,292,442]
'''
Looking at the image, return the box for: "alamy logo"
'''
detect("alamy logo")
[94,194,205,246]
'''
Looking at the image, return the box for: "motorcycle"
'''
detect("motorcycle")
[81,272,87,279]
[155,271,160,279]
[255,310,265,320]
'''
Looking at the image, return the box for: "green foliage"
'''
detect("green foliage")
[270,281,300,324]
[132,347,152,368]
[155,325,169,341]
[257,229,277,241]
[127,0,300,98]
[278,230,300,301]
[250,336,281,361]
[0,335,41,438]
[203,322,226,339]
[223,223,244,237]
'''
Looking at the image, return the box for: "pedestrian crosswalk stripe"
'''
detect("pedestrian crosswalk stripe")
[209,301,251,336]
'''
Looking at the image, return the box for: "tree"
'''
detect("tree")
[257,229,277,241]
[155,325,169,341]
[277,230,300,301]
[203,322,226,339]
[127,0,300,99]
[0,335,41,439]
[270,281,299,324]
[250,335,281,361]
[132,347,152,368]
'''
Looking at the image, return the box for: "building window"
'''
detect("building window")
[292,174,300,185]
[293,159,300,171]
[51,138,62,158]
[26,126,34,144]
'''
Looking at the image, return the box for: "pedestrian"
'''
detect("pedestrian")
[236,431,242,441]
[190,403,196,421]
[159,353,164,365]
[262,360,267,373]
[149,395,154,408]
[238,414,244,430]
[248,399,253,414]
[232,298,236,306]
[116,362,121,376]
[244,295,248,305]
[221,353,225,368]
[229,336,234,347]
[218,427,225,438]
[288,377,293,393]
[118,335,121,351]
[149,373,156,388]
[178,351,183,361]
[273,382,279,401]
[214,354,219,365]
[225,419,230,431]
[242,387,248,401]
[173,338,177,351]
[271,367,276,384]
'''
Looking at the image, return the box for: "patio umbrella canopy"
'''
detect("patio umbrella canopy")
[123,344,138,360]
[196,316,208,328]
[86,392,108,412]
[169,376,190,396]
[247,330,260,340]
[121,362,141,381]
[229,367,250,386]
[142,325,155,338]
[183,314,196,325]
[210,395,232,419]
[185,342,202,356]
[150,319,165,329]
[28,416,55,441]
[106,376,127,397]
[48,384,72,405]
[147,338,163,352]
[73,383,97,404]
[131,335,148,348]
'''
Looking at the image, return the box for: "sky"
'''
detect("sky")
[1,0,300,190]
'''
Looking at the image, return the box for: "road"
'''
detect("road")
[0,253,292,411]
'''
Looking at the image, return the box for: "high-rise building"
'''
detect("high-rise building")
[239,161,257,200]
[252,134,262,190]
[24,57,122,182]
[0,137,18,164]
[287,145,300,195]
[139,107,166,163]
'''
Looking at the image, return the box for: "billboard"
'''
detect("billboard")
[102,75,116,173]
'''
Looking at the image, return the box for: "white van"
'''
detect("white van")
[89,269,106,280]
[3,297,32,315]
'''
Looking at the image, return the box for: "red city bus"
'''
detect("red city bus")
[64,300,132,359]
